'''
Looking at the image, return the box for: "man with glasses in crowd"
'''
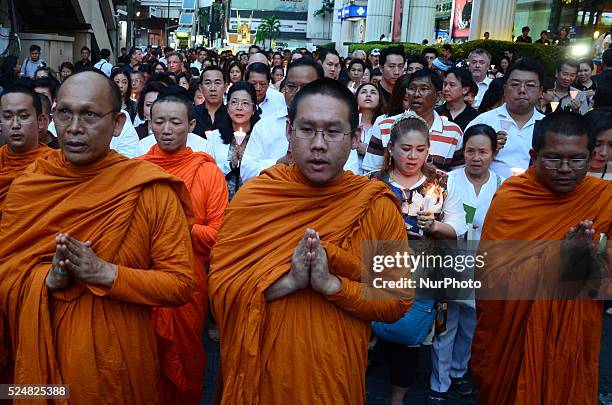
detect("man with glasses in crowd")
[209,78,411,404]
[246,62,286,118]
[193,66,231,136]
[0,70,195,403]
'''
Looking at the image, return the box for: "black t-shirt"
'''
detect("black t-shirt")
[515,35,532,43]
[436,103,480,132]
[377,82,392,105]
[193,104,231,137]
[74,60,94,72]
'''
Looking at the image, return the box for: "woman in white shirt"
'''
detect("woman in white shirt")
[355,83,383,174]
[432,124,504,399]
[206,81,260,201]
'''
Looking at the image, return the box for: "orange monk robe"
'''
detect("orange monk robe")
[0,143,52,216]
[208,164,413,405]
[472,167,612,405]
[141,145,228,405]
[0,150,196,405]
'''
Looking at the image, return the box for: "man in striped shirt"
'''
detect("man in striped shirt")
[362,69,464,172]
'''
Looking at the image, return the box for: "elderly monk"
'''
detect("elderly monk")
[0,85,52,217]
[472,111,612,405]
[208,78,412,404]
[0,70,195,404]
[140,92,228,404]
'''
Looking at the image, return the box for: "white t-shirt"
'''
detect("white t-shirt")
[465,104,544,178]
[109,111,140,158]
[447,168,504,241]
[258,88,287,119]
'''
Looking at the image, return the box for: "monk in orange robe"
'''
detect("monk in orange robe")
[472,112,611,405]
[0,85,53,217]
[140,93,228,404]
[208,79,412,404]
[0,71,196,404]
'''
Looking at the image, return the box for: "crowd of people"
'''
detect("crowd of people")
[0,38,610,405]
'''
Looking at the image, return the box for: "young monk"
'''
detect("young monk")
[0,70,195,404]
[208,78,412,404]
[140,91,228,404]
[472,111,611,404]
[0,85,52,217]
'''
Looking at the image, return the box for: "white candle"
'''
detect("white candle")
[234,128,247,145]
[205,131,213,139]
[569,90,578,100]
[550,101,559,112]
[510,167,526,176]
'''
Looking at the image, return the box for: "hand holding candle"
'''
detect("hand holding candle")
[569,90,578,100]
[550,101,559,112]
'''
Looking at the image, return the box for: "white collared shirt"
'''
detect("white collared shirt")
[473,76,493,109]
[94,59,112,77]
[137,133,208,157]
[258,87,287,119]
[110,110,140,158]
[465,103,544,178]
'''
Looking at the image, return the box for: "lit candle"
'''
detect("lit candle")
[510,167,526,176]
[550,101,559,112]
[205,130,213,139]
[423,185,438,212]
[569,90,578,100]
[234,128,247,146]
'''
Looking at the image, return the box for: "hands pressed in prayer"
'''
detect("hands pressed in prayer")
[496,131,507,152]
[45,233,117,291]
[309,231,341,296]
[565,220,596,241]
[231,144,244,169]
[287,229,314,291]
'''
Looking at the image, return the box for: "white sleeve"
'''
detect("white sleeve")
[110,111,140,158]
[343,149,360,174]
[240,123,280,182]
[361,121,384,172]
[442,175,468,238]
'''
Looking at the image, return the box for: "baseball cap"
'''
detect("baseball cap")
[370,48,381,56]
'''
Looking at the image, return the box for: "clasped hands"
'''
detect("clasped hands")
[45,233,117,291]
[286,228,341,296]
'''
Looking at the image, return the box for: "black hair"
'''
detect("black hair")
[532,111,594,152]
[271,65,284,83]
[478,77,505,113]
[421,47,438,57]
[100,49,111,59]
[355,82,384,121]
[245,62,271,82]
[248,44,261,52]
[110,69,132,108]
[223,80,260,144]
[442,44,452,53]
[380,46,405,67]
[33,77,59,101]
[386,74,412,116]
[176,72,191,85]
[463,124,497,153]
[577,58,594,70]
[317,48,340,64]
[289,78,359,131]
[1,84,43,115]
[348,59,367,73]
[128,46,141,58]
[504,57,544,86]
[540,30,548,36]
[444,67,476,90]
[594,80,612,108]
[29,45,41,53]
[584,107,612,138]
[542,76,555,91]
[409,68,443,91]
[59,62,75,74]
[150,90,195,121]
[521,26,530,32]
[405,55,428,69]
[602,48,612,68]
[287,57,324,79]
[80,46,91,53]
[498,56,512,74]
[37,92,51,115]
[137,81,168,120]
[224,59,244,83]
[199,65,225,84]
[557,58,579,73]
[153,62,167,72]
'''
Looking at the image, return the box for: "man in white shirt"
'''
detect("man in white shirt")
[20,45,45,78]
[191,47,207,72]
[94,49,113,77]
[241,58,358,182]
[465,58,545,178]
[246,62,286,119]
[468,49,492,109]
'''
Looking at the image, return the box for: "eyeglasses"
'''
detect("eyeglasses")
[541,157,588,170]
[406,87,433,95]
[283,83,303,94]
[228,99,254,109]
[54,108,116,128]
[291,127,351,142]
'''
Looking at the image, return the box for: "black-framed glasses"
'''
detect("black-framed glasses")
[290,126,351,142]
[54,108,116,128]
[541,158,588,170]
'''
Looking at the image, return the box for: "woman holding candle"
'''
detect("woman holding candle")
[206,81,260,201]
[369,113,467,405]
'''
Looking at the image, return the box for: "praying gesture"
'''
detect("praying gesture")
[45,233,117,291]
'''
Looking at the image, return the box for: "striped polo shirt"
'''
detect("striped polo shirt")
[362,110,464,172]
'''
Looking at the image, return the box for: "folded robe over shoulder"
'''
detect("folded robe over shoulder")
[472,168,612,405]
[0,143,52,216]
[0,150,196,405]
[208,164,412,405]
[141,145,228,405]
